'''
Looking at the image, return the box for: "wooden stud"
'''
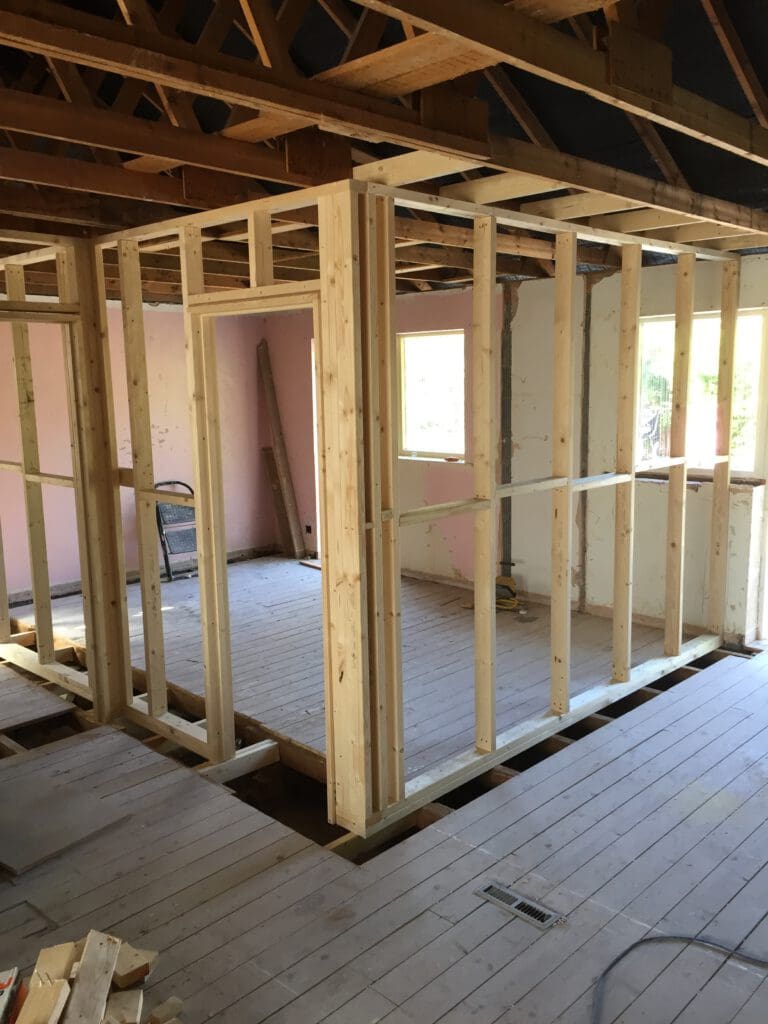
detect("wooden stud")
[664,253,694,655]
[179,225,236,763]
[550,232,577,714]
[117,239,167,714]
[472,215,498,751]
[247,210,274,286]
[257,339,305,558]
[359,191,388,811]
[708,259,740,635]
[374,194,404,805]
[6,264,55,665]
[317,183,372,833]
[612,244,642,681]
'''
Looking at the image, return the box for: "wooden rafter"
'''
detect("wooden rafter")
[699,0,768,130]
[351,0,768,173]
[1,3,765,239]
[0,88,313,186]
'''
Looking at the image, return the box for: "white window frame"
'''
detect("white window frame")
[638,307,768,479]
[398,328,467,462]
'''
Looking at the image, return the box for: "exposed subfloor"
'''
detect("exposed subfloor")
[16,556,679,779]
[1,653,768,1021]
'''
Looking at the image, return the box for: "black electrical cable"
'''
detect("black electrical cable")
[591,934,768,1024]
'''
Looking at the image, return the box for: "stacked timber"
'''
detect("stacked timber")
[1,931,183,1023]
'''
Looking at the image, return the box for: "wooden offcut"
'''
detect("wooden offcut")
[60,930,120,1024]
[257,338,305,559]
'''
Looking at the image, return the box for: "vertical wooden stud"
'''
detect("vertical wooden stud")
[375,194,404,806]
[248,210,274,287]
[551,232,577,713]
[317,183,372,833]
[6,264,55,664]
[257,340,305,558]
[472,215,498,751]
[56,246,96,682]
[360,192,387,811]
[612,244,642,681]
[179,225,236,763]
[65,240,132,718]
[708,258,740,636]
[664,253,694,655]
[118,239,168,715]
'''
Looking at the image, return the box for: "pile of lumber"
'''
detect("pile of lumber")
[1,931,183,1024]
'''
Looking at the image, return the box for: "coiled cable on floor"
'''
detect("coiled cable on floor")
[591,934,768,1024]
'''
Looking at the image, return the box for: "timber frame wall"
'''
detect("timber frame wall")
[0,180,741,836]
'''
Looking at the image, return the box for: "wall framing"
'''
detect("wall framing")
[0,177,740,837]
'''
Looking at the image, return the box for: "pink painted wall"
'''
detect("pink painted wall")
[0,304,317,594]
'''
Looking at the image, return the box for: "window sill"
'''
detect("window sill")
[636,471,766,488]
[398,455,468,465]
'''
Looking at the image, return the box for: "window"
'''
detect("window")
[637,310,767,474]
[399,330,466,460]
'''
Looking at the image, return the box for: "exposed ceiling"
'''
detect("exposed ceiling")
[0,0,766,299]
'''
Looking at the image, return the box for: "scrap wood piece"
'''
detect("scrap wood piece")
[262,447,295,557]
[147,996,183,1023]
[16,979,69,1024]
[30,943,78,989]
[103,989,143,1024]
[257,339,306,559]
[112,944,157,990]
[60,931,120,1024]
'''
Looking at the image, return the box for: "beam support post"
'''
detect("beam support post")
[317,182,373,832]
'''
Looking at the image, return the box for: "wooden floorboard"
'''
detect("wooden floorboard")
[14,557,673,779]
[0,662,73,732]
[2,653,768,1022]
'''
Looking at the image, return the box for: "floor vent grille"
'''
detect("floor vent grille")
[477,881,565,929]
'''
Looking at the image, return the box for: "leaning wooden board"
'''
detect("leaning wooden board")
[0,780,126,875]
[0,665,72,733]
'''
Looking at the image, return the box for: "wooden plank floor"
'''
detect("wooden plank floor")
[1,653,768,1022]
[0,662,73,732]
[16,557,671,778]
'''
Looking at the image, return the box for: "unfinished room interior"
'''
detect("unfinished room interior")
[5,1,768,1022]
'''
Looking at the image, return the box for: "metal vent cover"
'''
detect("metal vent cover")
[476,880,566,930]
